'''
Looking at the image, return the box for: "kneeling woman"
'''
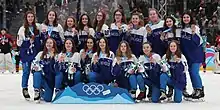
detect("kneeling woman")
[32,38,58,102]
[112,41,137,90]
[135,42,166,102]
[55,39,81,92]
[89,37,115,84]
[160,40,187,103]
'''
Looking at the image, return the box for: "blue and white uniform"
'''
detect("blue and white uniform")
[78,28,95,50]
[160,54,188,103]
[40,23,64,51]
[32,51,56,102]
[112,54,137,90]
[17,23,41,89]
[109,23,128,54]
[180,25,204,89]
[146,20,167,56]
[80,49,95,81]
[89,51,115,84]
[55,52,81,90]
[94,24,109,40]
[64,29,79,49]
[128,26,147,57]
[137,53,163,103]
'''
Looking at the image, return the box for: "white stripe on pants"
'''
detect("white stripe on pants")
[0,53,15,73]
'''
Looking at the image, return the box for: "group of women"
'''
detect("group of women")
[17,8,205,103]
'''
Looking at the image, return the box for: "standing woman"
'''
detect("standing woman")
[32,38,58,102]
[146,8,166,57]
[127,13,147,57]
[180,11,205,100]
[112,41,137,91]
[40,10,64,52]
[55,39,81,92]
[80,37,96,83]
[109,9,128,54]
[161,16,179,46]
[89,37,114,84]
[93,11,109,41]
[17,11,41,100]
[78,14,95,51]
[63,16,79,49]
[160,16,179,99]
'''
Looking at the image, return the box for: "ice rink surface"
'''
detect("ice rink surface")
[0,71,220,110]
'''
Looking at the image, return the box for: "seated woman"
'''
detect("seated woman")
[55,39,81,92]
[160,40,187,103]
[31,38,58,102]
[89,37,115,84]
[80,37,96,83]
[136,42,166,102]
[112,41,137,91]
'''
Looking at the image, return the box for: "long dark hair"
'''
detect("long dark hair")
[116,41,132,59]
[78,14,93,30]
[84,36,96,53]
[62,38,77,53]
[166,40,182,61]
[97,37,110,57]
[93,11,106,32]
[40,38,58,59]
[113,9,127,24]
[24,11,39,38]
[164,16,177,37]
[63,16,77,31]
[44,10,58,27]
[181,11,195,29]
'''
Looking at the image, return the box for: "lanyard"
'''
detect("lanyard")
[66,52,72,57]
[99,51,105,58]
[48,25,53,37]
[121,56,127,61]
[86,50,92,55]
[29,26,34,36]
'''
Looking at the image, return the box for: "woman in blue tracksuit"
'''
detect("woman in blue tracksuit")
[135,42,166,102]
[89,37,115,84]
[55,39,81,92]
[17,11,41,100]
[160,16,179,100]
[127,13,147,57]
[93,11,109,41]
[109,9,128,54]
[80,37,96,83]
[160,40,187,103]
[78,14,95,51]
[32,38,58,102]
[112,41,137,91]
[63,16,79,49]
[145,8,166,57]
[161,16,179,46]
[179,11,205,100]
[40,10,64,52]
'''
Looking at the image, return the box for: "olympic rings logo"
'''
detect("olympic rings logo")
[82,84,104,95]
